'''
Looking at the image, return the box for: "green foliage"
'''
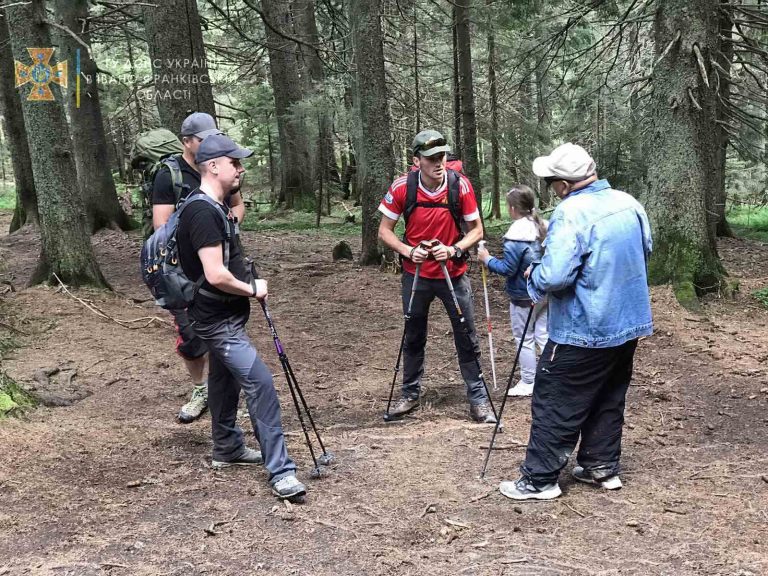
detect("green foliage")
[0,372,36,419]
[0,183,17,211]
[240,205,362,237]
[752,286,768,309]
[727,205,768,242]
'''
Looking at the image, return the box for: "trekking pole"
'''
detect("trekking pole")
[479,304,535,479]
[383,264,421,422]
[437,261,502,426]
[477,241,498,391]
[259,299,334,478]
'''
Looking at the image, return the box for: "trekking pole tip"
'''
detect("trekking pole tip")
[318,452,335,466]
[309,467,323,479]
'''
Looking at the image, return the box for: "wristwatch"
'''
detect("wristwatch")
[452,244,464,259]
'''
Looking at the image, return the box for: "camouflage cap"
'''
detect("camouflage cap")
[412,129,451,157]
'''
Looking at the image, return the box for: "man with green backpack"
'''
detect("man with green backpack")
[133,112,246,423]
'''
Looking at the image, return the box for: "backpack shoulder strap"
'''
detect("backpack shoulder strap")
[178,194,231,268]
[402,170,420,228]
[446,169,463,233]
[160,154,185,205]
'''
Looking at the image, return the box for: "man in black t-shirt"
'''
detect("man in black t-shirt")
[151,112,247,424]
[177,134,306,501]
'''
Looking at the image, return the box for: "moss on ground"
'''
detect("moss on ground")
[0,372,36,418]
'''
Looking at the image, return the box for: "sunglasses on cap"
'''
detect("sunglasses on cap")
[415,136,447,154]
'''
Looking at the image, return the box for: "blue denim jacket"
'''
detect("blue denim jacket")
[527,179,653,348]
[487,218,543,302]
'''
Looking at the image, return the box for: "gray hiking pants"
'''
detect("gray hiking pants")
[191,311,296,484]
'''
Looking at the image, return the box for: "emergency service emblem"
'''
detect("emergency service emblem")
[15,48,68,102]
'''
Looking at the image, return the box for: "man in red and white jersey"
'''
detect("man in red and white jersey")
[378,130,496,423]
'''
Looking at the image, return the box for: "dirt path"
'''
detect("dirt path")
[0,220,766,576]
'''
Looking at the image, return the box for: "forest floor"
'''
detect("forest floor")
[0,213,767,576]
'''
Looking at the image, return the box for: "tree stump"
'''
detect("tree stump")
[332,241,353,261]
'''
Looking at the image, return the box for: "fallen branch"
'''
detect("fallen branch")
[53,274,171,330]
[563,502,587,518]
[0,320,28,336]
[469,491,492,503]
[313,518,351,531]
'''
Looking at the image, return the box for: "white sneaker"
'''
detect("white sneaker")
[271,475,307,500]
[507,381,534,397]
[571,466,623,490]
[499,477,562,500]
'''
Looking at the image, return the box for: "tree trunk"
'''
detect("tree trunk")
[413,7,421,134]
[6,0,106,287]
[143,0,216,133]
[54,0,129,233]
[451,6,462,156]
[293,0,338,185]
[125,28,145,134]
[349,0,394,265]
[0,14,37,232]
[535,57,554,209]
[713,9,733,237]
[487,17,500,220]
[455,0,482,217]
[261,0,314,210]
[645,0,725,309]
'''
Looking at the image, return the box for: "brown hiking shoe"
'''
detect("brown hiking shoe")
[470,402,497,423]
[386,397,420,419]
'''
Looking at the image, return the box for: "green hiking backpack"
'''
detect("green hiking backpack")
[130,128,186,239]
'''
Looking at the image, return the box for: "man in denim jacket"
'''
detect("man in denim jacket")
[499,143,653,501]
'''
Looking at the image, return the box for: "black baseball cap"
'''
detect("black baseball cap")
[195,134,253,164]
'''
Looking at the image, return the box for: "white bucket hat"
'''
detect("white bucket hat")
[532,143,596,181]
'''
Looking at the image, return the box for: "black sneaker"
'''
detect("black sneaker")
[386,396,419,419]
[211,447,263,469]
[499,477,562,501]
[571,466,622,490]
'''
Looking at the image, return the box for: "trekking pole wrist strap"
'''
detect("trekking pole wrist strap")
[408,245,417,260]
[250,278,258,297]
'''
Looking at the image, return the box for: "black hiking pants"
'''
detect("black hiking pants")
[520,339,638,486]
[400,272,487,406]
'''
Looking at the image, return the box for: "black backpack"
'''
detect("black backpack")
[402,168,467,242]
[140,194,230,310]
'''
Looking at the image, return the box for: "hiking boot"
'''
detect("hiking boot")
[212,447,263,470]
[499,477,562,501]
[571,466,622,490]
[178,382,208,423]
[470,401,497,424]
[386,396,420,419]
[507,381,534,397]
[271,475,307,501]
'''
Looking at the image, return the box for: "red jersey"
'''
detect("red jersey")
[379,171,480,279]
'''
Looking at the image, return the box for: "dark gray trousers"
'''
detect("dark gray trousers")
[521,339,638,486]
[401,272,487,405]
[191,311,296,484]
